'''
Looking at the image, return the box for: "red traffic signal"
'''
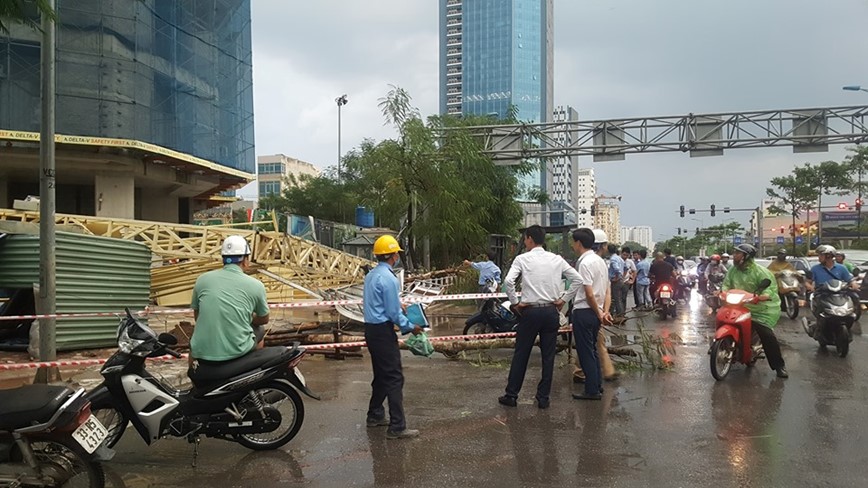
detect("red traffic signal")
[837,202,848,210]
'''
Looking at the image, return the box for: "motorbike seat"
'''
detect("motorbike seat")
[188,347,297,388]
[0,385,74,431]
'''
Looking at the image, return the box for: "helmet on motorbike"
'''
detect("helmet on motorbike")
[700,256,709,262]
[777,248,787,256]
[835,251,845,257]
[221,235,251,257]
[710,254,721,262]
[733,244,757,260]
[676,255,684,261]
[816,244,836,256]
[592,229,609,244]
[373,235,403,255]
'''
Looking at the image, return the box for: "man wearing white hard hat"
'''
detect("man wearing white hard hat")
[189,235,270,366]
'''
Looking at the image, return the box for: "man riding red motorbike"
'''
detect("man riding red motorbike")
[720,244,788,378]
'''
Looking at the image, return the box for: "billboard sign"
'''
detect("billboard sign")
[820,211,866,239]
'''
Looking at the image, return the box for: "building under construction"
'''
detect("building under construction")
[0,0,254,223]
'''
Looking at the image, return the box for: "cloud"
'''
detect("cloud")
[246,0,868,239]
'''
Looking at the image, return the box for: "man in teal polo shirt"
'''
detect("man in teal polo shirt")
[190,235,270,362]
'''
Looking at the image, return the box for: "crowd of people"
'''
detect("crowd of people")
[187,232,868,440]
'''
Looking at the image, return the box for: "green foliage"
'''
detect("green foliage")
[0,0,56,33]
[261,87,529,269]
[654,222,746,257]
[621,240,646,252]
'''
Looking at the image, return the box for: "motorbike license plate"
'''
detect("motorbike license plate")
[293,368,306,387]
[660,292,671,298]
[72,414,108,454]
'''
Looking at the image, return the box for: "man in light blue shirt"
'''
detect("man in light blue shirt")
[464,251,501,292]
[607,244,626,316]
[634,249,652,309]
[364,235,422,440]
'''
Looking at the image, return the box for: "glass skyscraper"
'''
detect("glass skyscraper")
[439,0,554,198]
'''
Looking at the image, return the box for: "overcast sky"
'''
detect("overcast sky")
[245,0,868,241]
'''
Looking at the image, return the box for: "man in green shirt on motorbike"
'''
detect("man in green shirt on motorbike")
[721,244,788,378]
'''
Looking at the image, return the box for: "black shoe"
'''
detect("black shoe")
[366,417,389,428]
[572,392,603,401]
[536,398,550,409]
[572,375,586,384]
[776,367,789,379]
[498,395,517,407]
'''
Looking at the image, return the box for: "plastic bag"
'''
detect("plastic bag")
[405,332,434,357]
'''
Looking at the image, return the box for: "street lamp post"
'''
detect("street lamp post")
[842,87,867,241]
[843,85,868,93]
[335,94,348,182]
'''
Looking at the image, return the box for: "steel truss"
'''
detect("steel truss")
[451,105,868,162]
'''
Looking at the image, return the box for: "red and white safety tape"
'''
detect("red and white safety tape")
[0,292,512,322]
[0,328,569,371]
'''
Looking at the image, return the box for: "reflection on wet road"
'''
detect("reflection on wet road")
[102,291,868,487]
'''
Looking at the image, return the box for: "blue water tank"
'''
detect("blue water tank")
[355,206,375,228]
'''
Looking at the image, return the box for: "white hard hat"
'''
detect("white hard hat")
[721,253,730,258]
[592,229,609,244]
[221,235,251,256]
[817,244,836,255]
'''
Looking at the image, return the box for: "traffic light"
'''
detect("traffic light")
[680,205,685,218]
[837,202,848,210]
[689,208,696,215]
[696,227,700,235]
[780,226,785,234]
[678,227,682,235]
[857,198,863,210]
[580,208,587,214]
[723,207,730,214]
[710,204,716,217]
[590,205,596,216]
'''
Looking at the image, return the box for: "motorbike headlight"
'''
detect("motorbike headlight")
[118,325,148,355]
[829,305,853,317]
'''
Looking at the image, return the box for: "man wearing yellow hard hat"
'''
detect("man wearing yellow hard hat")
[363,235,423,439]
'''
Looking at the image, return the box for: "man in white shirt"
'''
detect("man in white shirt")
[499,225,581,409]
[570,228,612,400]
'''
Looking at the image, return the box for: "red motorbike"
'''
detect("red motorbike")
[709,279,771,380]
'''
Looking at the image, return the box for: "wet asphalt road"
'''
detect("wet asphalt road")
[99,293,868,487]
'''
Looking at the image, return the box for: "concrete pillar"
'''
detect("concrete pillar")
[139,187,179,223]
[94,173,134,219]
[0,176,8,209]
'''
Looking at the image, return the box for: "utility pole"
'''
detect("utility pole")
[35,0,58,384]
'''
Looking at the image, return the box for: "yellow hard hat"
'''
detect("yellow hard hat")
[373,235,402,255]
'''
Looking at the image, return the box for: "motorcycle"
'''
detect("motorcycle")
[653,282,677,319]
[676,270,694,301]
[802,279,856,358]
[1,385,110,487]
[775,269,802,320]
[709,278,771,381]
[464,280,518,335]
[463,298,518,335]
[86,309,318,456]
[705,272,726,312]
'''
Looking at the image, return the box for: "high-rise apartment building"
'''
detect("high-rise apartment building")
[575,168,596,228]
[595,202,620,245]
[552,105,577,206]
[439,0,554,201]
[621,226,654,250]
[257,155,320,197]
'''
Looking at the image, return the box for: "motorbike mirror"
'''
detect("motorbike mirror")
[757,278,772,291]
[158,333,178,346]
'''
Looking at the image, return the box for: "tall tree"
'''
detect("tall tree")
[767,173,815,254]
[0,0,55,33]
[842,146,868,240]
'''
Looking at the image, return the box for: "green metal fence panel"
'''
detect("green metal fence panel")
[0,232,151,350]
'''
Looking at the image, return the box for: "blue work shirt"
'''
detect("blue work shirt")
[363,262,414,334]
[470,260,501,285]
[609,254,625,282]
[810,263,853,286]
[635,259,651,286]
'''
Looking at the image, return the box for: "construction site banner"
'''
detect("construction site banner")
[820,211,866,239]
[0,129,254,181]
